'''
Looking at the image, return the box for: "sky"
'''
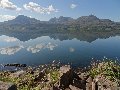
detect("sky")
[0,0,120,22]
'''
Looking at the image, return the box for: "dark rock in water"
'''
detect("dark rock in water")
[0,81,17,90]
[59,69,81,89]
[4,63,27,67]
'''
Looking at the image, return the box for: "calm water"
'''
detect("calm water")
[0,35,120,68]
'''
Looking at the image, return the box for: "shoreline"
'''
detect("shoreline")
[0,60,120,90]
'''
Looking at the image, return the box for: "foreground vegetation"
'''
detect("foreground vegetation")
[0,59,120,90]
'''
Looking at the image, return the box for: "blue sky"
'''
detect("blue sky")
[0,0,120,22]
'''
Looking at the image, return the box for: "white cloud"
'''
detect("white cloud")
[0,46,24,55]
[23,2,58,14]
[0,14,16,21]
[70,4,77,9]
[0,0,21,11]
[27,42,57,53]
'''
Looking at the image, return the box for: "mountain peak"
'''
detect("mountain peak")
[49,16,74,23]
[15,15,29,19]
[77,15,99,21]
[3,15,40,25]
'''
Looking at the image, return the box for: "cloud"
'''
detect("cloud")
[0,0,21,11]
[27,42,57,53]
[70,4,77,9]
[23,2,58,14]
[0,46,24,55]
[0,14,16,20]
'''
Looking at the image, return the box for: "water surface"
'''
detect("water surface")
[0,35,120,68]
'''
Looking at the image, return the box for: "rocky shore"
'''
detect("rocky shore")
[0,60,120,90]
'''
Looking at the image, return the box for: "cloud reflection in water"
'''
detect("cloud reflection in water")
[0,46,24,55]
[69,47,75,52]
[0,35,19,42]
[27,42,57,53]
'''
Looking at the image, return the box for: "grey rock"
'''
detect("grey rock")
[59,69,81,89]
[69,85,81,90]
[0,81,17,90]
[59,65,71,76]
[86,77,93,90]
[10,70,25,77]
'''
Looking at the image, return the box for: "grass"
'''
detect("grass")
[89,60,120,84]
[0,64,60,90]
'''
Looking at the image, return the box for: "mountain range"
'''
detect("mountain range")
[0,15,120,42]
[0,15,117,24]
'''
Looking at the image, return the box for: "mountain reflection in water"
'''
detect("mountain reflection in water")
[0,34,120,68]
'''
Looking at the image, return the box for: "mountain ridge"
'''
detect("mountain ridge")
[0,15,120,35]
[0,15,117,24]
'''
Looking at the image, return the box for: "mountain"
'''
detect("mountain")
[49,16,74,24]
[3,15,41,25]
[0,15,116,25]
[0,15,120,34]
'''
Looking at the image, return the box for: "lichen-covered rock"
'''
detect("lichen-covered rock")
[0,81,17,90]
[86,76,93,90]
[10,70,25,77]
[59,65,71,76]
[94,75,118,90]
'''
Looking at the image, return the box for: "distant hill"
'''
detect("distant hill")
[3,15,40,25]
[0,15,120,34]
[0,15,115,25]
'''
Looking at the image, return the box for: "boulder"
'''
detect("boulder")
[59,65,71,76]
[86,76,93,90]
[34,72,45,82]
[59,69,81,89]
[69,85,81,90]
[10,70,25,77]
[0,81,17,90]
[79,72,89,80]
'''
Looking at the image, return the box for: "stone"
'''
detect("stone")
[79,72,89,80]
[4,63,26,67]
[59,65,71,76]
[59,69,81,89]
[69,85,81,90]
[73,79,86,90]
[94,75,118,90]
[86,76,93,90]
[0,81,17,90]
[34,72,45,82]
[10,70,25,77]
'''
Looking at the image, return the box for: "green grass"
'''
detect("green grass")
[89,60,120,83]
[0,65,60,90]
